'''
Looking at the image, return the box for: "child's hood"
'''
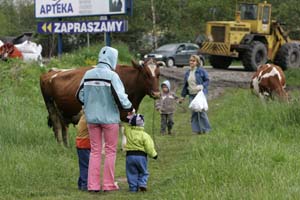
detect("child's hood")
[97,46,118,70]
[161,80,171,91]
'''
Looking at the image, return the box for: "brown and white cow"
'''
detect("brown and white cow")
[0,42,23,60]
[250,64,288,100]
[40,58,160,146]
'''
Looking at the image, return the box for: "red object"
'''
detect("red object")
[76,138,91,149]
[0,42,23,60]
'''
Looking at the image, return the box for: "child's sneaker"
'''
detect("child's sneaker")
[139,187,147,192]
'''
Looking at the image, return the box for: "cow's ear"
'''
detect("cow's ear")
[131,59,144,70]
[131,59,139,68]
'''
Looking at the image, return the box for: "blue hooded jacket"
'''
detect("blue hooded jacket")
[76,46,133,124]
[181,67,209,97]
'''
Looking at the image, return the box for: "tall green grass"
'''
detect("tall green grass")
[162,89,300,200]
[285,68,300,86]
[1,51,300,199]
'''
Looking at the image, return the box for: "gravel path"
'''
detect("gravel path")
[160,67,254,100]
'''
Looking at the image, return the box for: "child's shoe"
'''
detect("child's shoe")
[139,187,147,192]
[78,186,88,191]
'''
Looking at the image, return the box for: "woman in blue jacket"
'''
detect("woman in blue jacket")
[180,55,211,134]
[76,46,134,192]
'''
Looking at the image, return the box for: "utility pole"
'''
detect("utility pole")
[87,33,90,48]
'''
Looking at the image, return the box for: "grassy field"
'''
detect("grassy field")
[1,45,300,200]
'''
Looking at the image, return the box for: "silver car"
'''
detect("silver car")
[144,43,205,67]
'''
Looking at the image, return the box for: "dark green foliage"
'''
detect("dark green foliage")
[0,0,300,54]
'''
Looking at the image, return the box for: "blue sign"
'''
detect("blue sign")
[37,20,128,34]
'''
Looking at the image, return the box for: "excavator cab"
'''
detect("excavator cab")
[200,0,300,71]
[238,1,271,34]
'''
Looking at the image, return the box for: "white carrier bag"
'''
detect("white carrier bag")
[15,40,43,63]
[189,90,208,112]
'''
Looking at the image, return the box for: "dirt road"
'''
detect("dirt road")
[160,67,253,100]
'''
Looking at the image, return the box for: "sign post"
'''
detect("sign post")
[101,15,112,47]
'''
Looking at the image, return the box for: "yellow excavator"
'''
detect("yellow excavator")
[200,1,300,71]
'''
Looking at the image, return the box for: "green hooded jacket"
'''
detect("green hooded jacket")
[124,123,157,158]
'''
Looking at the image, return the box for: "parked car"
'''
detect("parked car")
[144,43,205,67]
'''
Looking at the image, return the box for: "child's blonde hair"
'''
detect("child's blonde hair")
[190,55,201,66]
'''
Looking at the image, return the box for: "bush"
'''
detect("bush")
[46,42,134,70]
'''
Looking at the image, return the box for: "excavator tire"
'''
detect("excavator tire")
[274,43,300,70]
[242,41,268,71]
[209,55,232,69]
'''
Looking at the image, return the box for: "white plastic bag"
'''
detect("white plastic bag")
[189,90,208,112]
[15,40,42,54]
[15,40,43,65]
[22,52,42,62]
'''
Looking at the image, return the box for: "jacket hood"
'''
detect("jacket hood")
[127,114,145,127]
[98,46,118,70]
[161,80,171,91]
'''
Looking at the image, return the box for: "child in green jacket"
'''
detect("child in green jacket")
[124,114,158,192]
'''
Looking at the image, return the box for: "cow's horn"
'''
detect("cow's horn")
[139,60,144,67]
[156,61,166,67]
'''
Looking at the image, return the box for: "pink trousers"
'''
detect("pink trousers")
[87,123,119,191]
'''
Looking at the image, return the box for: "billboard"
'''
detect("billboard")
[35,0,128,18]
[37,20,128,34]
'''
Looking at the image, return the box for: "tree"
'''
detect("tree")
[1,0,300,56]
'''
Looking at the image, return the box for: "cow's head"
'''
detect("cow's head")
[0,43,15,61]
[132,58,161,99]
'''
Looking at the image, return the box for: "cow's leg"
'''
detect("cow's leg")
[56,127,63,145]
[274,87,289,102]
[62,124,69,147]
[51,114,63,145]
[258,92,265,101]
[47,103,64,145]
